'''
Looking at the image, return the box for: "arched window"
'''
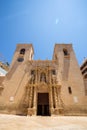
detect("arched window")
[63,49,68,56]
[40,72,46,82]
[20,48,25,55]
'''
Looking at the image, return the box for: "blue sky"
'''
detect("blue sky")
[0,0,87,65]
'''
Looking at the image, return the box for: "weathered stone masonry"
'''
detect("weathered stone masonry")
[0,44,87,116]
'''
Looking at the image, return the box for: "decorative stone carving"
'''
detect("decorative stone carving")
[19,60,63,116]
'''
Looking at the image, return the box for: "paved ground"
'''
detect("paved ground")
[0,114,87,130]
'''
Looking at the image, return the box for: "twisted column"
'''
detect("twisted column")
[54,86,58,108]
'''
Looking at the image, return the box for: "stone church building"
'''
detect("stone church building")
[0,44,87,116]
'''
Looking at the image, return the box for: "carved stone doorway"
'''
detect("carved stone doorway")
[37,93,50,116]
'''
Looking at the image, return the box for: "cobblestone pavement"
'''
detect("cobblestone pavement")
[0,114,87,130]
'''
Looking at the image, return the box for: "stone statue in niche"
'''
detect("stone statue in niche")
[30,74,35,84]
[40,72,46,83]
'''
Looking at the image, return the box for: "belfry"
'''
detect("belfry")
[0,44,87,116]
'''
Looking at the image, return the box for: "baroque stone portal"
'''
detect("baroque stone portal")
[19,60,64,116]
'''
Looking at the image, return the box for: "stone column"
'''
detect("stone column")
[38,68,40,83]
[50,86,54,115]
[35,69,38,83]
[50,86,53,109]
[33,87,36,108]
[56,87,59,107]
[29,86,33,108]
[32,86,36,115]
[49,69,51,84]
[54,86,58,108]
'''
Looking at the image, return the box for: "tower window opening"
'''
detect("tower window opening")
[63,49,68,56]
[68,87,72,94]
[20,48,25,55]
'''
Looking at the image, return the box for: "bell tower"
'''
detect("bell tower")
[10,44,34,70]
[0,44,34,111]
[53,44,85,111]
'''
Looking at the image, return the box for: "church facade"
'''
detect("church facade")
[0,44,87,116]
